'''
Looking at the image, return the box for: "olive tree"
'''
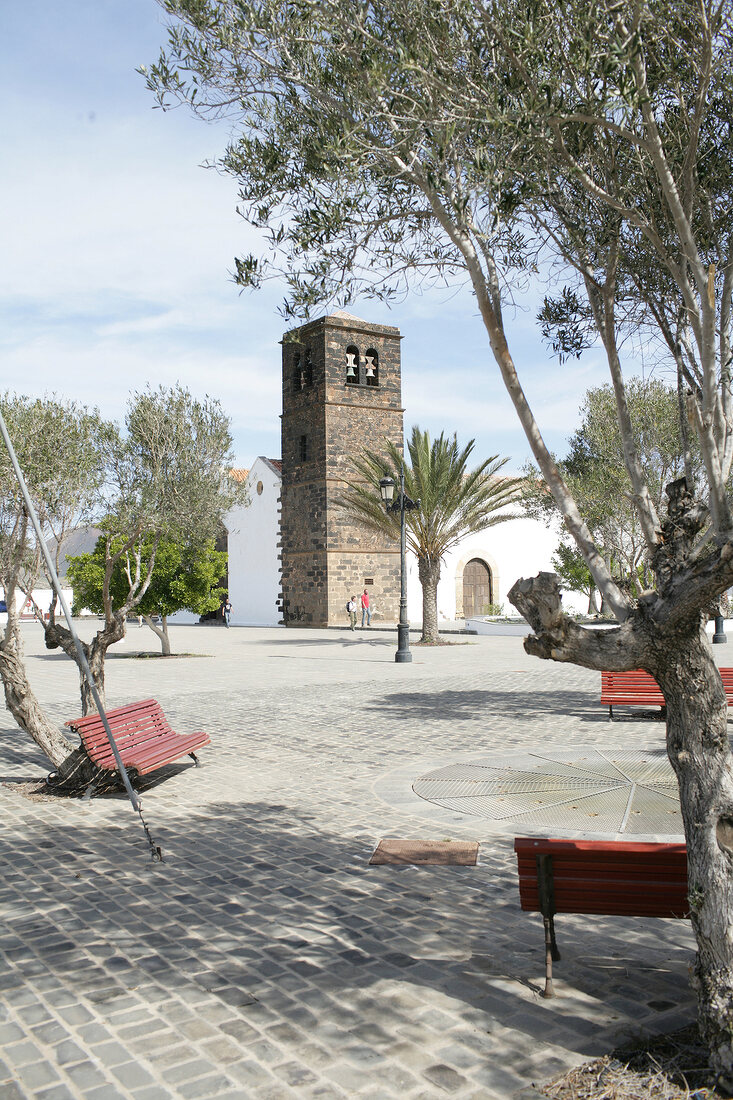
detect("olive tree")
[0,395,111,765]
[44,385,244,713]
[143,0,733,1077]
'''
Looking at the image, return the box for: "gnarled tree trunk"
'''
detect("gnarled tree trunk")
[44,613,126,715]
[0,613,73,766]
[510,558,733,1090]
[652,632,733,1083]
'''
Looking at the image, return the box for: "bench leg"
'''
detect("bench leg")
[608,704,614,721]
[82,777,101,801]
[189,752,201,767]
[542,914,560,998]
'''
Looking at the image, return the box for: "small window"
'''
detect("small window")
[303,348,313,387]
[256,481,264,496]
[346,345,360,385]
[365,349,379,386]
[364,577,374,586]
[299,434,308,462]
[293,352,302,391]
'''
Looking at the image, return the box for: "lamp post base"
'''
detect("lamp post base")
[395,622,412,663]
[713,614,728,644]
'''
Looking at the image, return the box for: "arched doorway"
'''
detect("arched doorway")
[462,558,493,618]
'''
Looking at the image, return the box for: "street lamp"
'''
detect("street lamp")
[713,613,728,645]
[380,468,420,663]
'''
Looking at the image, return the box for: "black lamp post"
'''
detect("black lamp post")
[379,468,420,664]
[713,613,728,644]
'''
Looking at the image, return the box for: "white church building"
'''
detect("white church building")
[223,457,585,628]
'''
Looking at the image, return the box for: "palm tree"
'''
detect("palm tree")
[341,427,523,642]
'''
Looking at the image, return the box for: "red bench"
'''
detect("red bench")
[600,667,733,720]
[64,698,211,797]
[514,837,688,997]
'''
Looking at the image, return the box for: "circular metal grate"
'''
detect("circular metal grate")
[413,747,681,835]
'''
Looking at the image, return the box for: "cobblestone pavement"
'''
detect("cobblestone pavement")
[0,623,702,1099]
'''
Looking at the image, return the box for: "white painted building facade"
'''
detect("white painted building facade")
[224,457,283,626]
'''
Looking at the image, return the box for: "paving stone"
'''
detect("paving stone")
[34,1085,76,1100]
[64,1060,114,1091]
[14,1059,61,1090]
[0,627,699,1100]
[110,1060,156,1088]
[228,1059,275,1087]
[0,1024,25,1045]
[0,1084,27,1100]
[423,1063,469,1093]
[82,1086,128,1100]
[161,1058,218,1086]
[178,1072,238,1098]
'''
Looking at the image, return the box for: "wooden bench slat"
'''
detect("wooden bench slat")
[64,699,210,791]
[514,837,689,996]
[600,668,733,717]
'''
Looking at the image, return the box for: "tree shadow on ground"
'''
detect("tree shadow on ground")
[258,634,396,648]
[0,788,696,1089]
[365,688,607,723]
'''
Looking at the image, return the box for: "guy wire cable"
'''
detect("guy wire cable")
[0,408,163,861]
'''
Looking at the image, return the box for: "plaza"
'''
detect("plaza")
[0,623,700,1099]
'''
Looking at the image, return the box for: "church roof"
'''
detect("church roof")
[261,457,282,478]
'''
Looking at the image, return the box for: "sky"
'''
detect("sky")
[2,0,624,474]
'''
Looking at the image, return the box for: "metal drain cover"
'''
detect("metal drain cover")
[370,839,479,865]
[413,747,681,834]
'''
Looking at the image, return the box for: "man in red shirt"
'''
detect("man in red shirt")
[360,588,372,628]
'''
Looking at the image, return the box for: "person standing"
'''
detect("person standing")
[360,588,371,628]
[347,595,357,631]
[222,598,232,627]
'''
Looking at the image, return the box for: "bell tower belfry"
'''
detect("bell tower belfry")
[279,311,403,626]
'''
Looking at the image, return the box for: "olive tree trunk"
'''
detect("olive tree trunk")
[510,567,733,1089]
[653,633,733,1080]
[44,614,126,715]
[142,614,171,656]
[418,555,440,643]
[0,612,74,766]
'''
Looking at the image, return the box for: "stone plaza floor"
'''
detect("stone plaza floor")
[0,622,703,1099]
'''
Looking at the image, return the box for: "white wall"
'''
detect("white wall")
[405,513,587,622]
[225,458,282,626]
[0,587,76,618]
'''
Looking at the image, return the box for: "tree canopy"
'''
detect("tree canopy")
[523,378,701,597]
[69,532,227,655]
[45,384,244,712]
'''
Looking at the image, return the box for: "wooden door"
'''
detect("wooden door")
[463,558,492,617]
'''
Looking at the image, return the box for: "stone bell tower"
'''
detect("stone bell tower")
[279,311,404,626]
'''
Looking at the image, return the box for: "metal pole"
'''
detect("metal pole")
[395,466,412,664]
[713,614,728,644]
[0,410,153,831]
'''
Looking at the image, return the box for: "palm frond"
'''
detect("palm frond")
[339,426,523,566]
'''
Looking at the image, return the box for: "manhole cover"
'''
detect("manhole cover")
[369,839,479,865]
[413,748,681,834]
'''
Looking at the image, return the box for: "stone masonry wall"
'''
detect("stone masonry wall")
[280,313,404,626]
